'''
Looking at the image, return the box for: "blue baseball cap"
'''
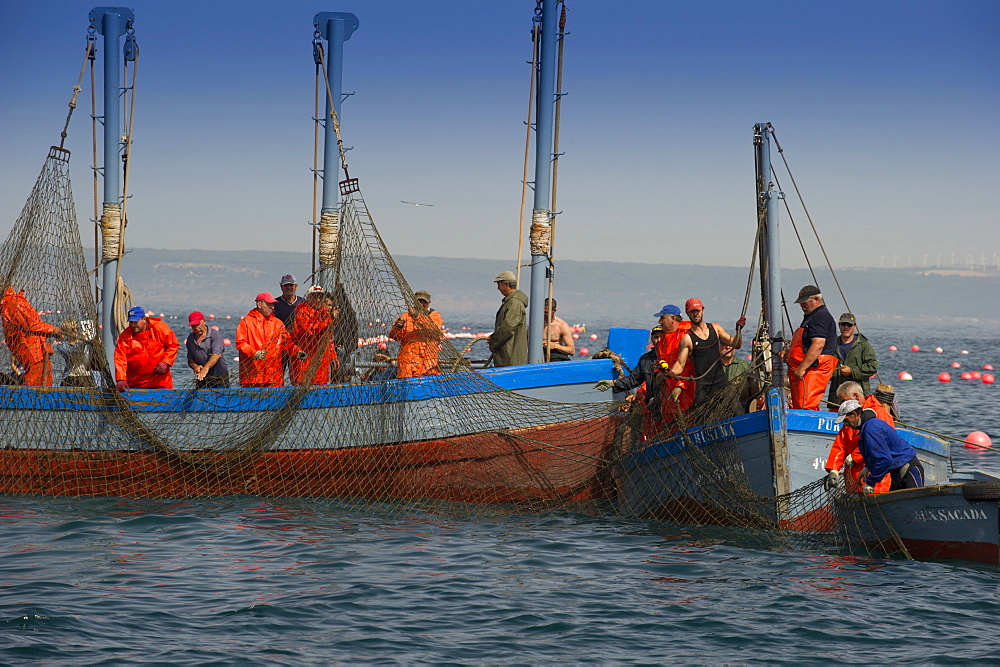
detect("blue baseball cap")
[127,306,146,322]
[654,304,681,317]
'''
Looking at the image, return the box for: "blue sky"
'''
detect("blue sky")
[1,0,997,269]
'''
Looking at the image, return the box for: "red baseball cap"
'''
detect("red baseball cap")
[188,311,206,326]
[685,298,704,311]
[255,292,278,304]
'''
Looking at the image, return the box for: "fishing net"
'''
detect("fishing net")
[0,147,912,562]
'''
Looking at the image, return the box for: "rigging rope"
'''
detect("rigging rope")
[515,22,540,289]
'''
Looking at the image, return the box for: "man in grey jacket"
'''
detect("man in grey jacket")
[488,271,528,367]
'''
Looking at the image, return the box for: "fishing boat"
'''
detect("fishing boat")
[0,3,629,505]
[609,123,1000,563]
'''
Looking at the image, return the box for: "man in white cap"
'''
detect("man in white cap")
[835,399,923,493]
[488,271,527,367]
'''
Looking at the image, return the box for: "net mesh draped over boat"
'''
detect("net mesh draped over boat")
[0,148,907,560]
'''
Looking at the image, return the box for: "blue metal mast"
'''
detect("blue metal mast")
[527,0,561,365]
[755,122,789,497]
[91,6,135,365]
[313,12,358,279]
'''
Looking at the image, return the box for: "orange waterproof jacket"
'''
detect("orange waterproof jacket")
[825,394,894,492]
[0,287,59,385]
[388,309,444,378]
[656,322,695,413]
[236,308,295,387]
[114,317,179,388]
[289,302,338,385]
[787,327,837,410]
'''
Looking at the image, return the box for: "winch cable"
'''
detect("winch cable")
[514,21,540,288]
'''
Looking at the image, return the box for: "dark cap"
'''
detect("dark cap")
[280,274,297,285]
[839,312,856,325]
[650,325,664,334]
[794,285,821,303]
[414,290,431,302]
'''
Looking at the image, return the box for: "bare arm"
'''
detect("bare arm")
[714,322,743,350]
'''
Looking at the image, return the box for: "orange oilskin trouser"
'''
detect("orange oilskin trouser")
[289,302,338,385]
[787,327,837,410]
[0,287,59,386]
[388,309,444,378]
[825,395,894,493]
[656,323,695,420]
[113,317,180,389]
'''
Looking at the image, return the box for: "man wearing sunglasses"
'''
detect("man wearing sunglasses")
[826,312,878,410]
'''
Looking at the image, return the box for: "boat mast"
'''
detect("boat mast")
[92,6,135,366]
[313,12,359,281]
[754,122,790,497]
[526,0,561,365]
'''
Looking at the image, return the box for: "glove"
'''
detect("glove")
[253,350,267,360]
[153,362,169,374]
[858,466,869,483]
[735,316,747,330]
[116,380,128,392]
[595,380,614,392]
[823,469,841,491]
[296,350,308,361]
[669,386,683,403]
[845,454,854,466]
[862,485,875,495]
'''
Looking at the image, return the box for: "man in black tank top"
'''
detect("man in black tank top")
[684,297,746,407]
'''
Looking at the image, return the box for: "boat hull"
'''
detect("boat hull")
[836,482,1000,564]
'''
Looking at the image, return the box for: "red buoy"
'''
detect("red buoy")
[225,315,231,320]
[961,350,969,355]
[579,347,590,356]
[898,371,913,381]
[888,345,898,351]
[934,347,944,353]
[210,325,220,331]
[208,314,215,320]
[984,374,996,384]
[589,333,598,340]
[961,372,973,380]
[972,371,982,379]
[938,372,951,382]
[571,333,580,340]
[951,362,961,368]
[965,431,993,449]
[222,338,232,345]
[984,364,995,371]
[911,345,920,352]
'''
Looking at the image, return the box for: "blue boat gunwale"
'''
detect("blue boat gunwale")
[617,408,949,472]
[0,358,616,412]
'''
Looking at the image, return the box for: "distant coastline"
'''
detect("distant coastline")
[107,248,1000,327]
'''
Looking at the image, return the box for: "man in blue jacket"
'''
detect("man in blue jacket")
[835,399,924,493]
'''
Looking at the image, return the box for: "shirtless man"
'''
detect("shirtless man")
[542,298,575,362]
[684,297,745,406]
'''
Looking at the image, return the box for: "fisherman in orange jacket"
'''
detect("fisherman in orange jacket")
[388,290,444,378]
[823,380,894,493]
[114,305,179,390]
[786,285,838,410]
[289,286,339,385]
[653,304,695,419]
[236,292,301,388]
[0,286,63,386]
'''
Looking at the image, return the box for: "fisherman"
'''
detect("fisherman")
[114,305,179,390]
[236,292,303,388]
[596,325,662,400]
[55,318,95,387]
[0,286,62,386]
[653,304,695,416]
[786,285,838,410]
[488,271,528,367]
[185,311,229,388]
[273,274,305,330]
[389,290,444,378]
[684,297,746,406]
[720,344,750,382]
[823,380,893,493]
[826,312,878,410]
[290,286,339,385]
[835,398,924,493]
[542,298,575,362]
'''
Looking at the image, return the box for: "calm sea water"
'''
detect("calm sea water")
[1,322,997,663]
